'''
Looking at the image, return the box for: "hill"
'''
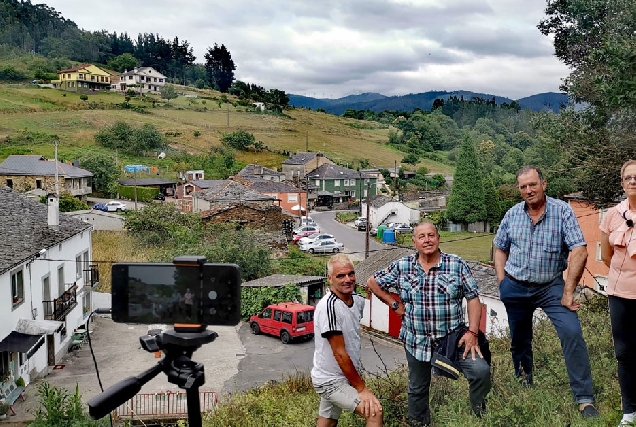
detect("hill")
[289,90,570,114]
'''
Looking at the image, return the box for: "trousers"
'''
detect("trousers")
[609,295,636,414]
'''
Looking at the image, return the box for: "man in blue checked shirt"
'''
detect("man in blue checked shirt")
[493,165,598,418]
[367,221,491,427]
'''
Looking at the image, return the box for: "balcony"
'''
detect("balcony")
[84,264,100,287]
[43,285,78,321]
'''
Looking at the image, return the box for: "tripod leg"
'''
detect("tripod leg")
[186,386,202,427]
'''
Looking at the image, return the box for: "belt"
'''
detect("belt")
[505,272,551,287]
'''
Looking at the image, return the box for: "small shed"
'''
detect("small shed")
[242,274,326,306]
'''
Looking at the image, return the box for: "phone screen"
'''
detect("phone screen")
[111,263,241,326]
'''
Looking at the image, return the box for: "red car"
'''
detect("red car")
[292,225,320,243]
[249,302,315,343]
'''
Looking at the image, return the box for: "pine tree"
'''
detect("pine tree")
[446,137,487,225]
[204,44,236,93]
[483,175,501,226]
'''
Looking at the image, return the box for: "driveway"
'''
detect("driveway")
[311,211,384,261]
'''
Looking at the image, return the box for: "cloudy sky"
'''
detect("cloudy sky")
[41,0,569,100]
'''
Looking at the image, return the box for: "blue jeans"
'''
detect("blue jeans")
[405,348,491,426]
[499,275,594,404]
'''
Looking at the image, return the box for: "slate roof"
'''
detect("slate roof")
[282,152,320,165]
[308,163,367,180]
[238,164,285,178]
[354,247,499,298]
[369,195,396,208]
[0,155,93,178]
[118,178,177,186]
[0,187,91,275]
[247,181,302,194]
[242,274,325,287]
[194,180,275,202]
[189,180,226,189]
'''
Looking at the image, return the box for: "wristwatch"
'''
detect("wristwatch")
[391,301,399,311]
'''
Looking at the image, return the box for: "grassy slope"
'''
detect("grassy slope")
[0,84,454,173]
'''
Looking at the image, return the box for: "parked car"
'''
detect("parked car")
[392,223,414,234]
[91,203,108,212]
[299,239,344,254]
[105,201,127,212]
[249,302,315,343]
[300,216,316,226]
[297,233,334,246]
[154,192,165,201]
[353,217,367,227]
[357,221,367,231]
[292,225,321,243]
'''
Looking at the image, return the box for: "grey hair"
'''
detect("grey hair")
[327,253,353,276]
[516,165,544,184]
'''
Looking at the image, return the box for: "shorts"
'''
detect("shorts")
[314,379,361,420]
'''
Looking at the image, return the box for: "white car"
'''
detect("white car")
[300,239,344,254]
[297,233,335,246]
[105,201,127,212]
[354,217,367,227]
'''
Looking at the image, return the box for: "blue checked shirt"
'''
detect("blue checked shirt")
[493,196,586,284]
[373,251,480,362]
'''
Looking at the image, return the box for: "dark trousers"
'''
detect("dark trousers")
[609,295,636,414]
[499,275,594,403]
[405,348,491,426]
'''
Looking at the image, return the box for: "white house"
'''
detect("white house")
[0,189,97,388]
[362,195,420,228]
[118,67,167,95]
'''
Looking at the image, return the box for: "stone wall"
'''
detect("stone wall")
[202,205,288,232]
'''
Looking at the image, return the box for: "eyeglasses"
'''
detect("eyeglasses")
[623,175,636,183]
[335,271,356,279]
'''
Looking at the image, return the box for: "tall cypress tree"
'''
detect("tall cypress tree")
[446,137,487,225]
[204,43,236,93]
[482,175,501,227]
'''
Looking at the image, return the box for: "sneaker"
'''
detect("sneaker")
[618,412,636,426]
[579,404,599,418]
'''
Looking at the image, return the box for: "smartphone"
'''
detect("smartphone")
[111,262,241,326]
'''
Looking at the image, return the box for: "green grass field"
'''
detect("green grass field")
[394,231,494,263]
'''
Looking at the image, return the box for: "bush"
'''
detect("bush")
[117,185,160,202]
[79,94,88,101]
[15,377,25,387]
[0,402,9,416]
[221,130,255,151]
[30,382,108,427]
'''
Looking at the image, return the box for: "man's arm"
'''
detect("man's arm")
[493,247,509,284]
[600,232,613,268]
[326,333,382,417]
[562,245,587,311]
[458,297,484,360]
[366,276,404,316]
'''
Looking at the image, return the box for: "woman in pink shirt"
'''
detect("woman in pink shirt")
[600,159,636,427]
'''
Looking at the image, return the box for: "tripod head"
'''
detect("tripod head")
[88,326,217,427]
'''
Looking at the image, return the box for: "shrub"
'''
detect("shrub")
[193,130,201,137]
[79,94,88,101]
[15,377,25,387]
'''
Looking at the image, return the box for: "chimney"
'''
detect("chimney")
[47,194,59,228]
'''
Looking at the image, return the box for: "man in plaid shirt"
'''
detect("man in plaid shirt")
[367,221,491,427]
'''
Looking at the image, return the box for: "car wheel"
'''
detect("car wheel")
[280,330,290,344]
[116,208,121,212]
[309,249,314,254]
[250,322,260,335]
[332,248,339,253]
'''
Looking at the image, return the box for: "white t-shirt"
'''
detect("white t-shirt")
[311,291,365,386]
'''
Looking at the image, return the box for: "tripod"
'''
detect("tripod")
[88,326,218,427]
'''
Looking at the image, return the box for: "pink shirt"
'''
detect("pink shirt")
[600,199,636,299]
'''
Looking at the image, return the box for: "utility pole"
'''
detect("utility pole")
[227,105,230,127]
[365,181,370,259]
[306,131,308,151]
[54,139,59,197]
[394,160,398,196]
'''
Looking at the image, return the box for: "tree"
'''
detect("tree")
[204,44,236,93]
[446,137,487,225]
[79,152,119,196]
[106,53,138,72]
[160,84,178,102]
[482,175,501,226]
[221,130,255,151]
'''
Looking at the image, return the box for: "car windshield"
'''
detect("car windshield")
[296,310,314,324]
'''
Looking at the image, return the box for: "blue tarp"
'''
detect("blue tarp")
[124,164,150,173]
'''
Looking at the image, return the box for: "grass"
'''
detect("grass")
[203,297,621,427]
[391,231,494,263]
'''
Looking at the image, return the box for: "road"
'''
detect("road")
[311,211,385,261]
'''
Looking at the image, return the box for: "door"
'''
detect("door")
[47,334,55,366]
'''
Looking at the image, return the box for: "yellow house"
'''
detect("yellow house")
[52,64,112,92]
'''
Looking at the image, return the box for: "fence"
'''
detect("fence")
[114,390,218,419]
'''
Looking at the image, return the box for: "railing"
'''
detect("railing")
[43,286,78,321]
[114,391,218,419]
[84,264,99,287]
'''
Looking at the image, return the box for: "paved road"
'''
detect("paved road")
[311,211,384,261]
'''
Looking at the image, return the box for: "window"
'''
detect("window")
[6,179,12,189]
[154,78,157,82]
[36,179,42,189]
[57,266,65,297]
[140,76,145,81]
[281,311,292,324]
[76,255,82,279]
[83,251,90,283]
[260,308,272,319]
[315,179,320,186]
[273,310,281,321]
[334,180,340,187]
[287,193,298,203]
[42,275,50,301]
[159,78,163,82]
[596,242,602,262]
[78,73,83,79]
[297,310,314,324]
[128,75,133,80]
[11,268,24,307]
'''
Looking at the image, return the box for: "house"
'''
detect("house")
[52,64,111,92]
[0,190,98,387]
[242,274,326,306]
[564,192,611,293]
[238,164,285,182]
[0,155,93,202]
[362,195,419,228]
[118,67,167,95]
[235,177,308,215]
[354,247,509,338]
[192,180,276,212]
[308,163,377,208]
[176,179,225,200]
[281,152,334,182]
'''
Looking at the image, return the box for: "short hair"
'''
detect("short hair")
[621,160,636,178]
[413,220,439,236]
[516,165,544,184]
[327,253,353,276]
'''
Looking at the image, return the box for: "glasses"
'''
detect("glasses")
[623,175,636,183]
[335,271,356,279]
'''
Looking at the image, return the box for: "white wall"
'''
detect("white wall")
[368,294,390,333]
[365,201,419,227]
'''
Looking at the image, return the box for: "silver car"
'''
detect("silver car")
[299,239,344,254]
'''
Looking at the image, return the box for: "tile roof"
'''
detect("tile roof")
[308,163,363,180]
[57,64,92,73]
[194,180,275,202]
[0,155,93,178]
[282,152,320,165]
[0,187,91,274]
[242,274,325,287]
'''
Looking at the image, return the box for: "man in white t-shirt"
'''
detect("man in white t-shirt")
[311,254,382,427]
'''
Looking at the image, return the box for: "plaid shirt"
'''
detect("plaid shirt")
[373,251,480,362]
[493,196,586,284]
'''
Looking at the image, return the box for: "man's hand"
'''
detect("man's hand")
[561,292,581,311]
[459,331,483,360]
[357,387,383,418]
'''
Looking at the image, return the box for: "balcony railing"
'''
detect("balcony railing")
[43,286,78,321]
[84,264,100,287]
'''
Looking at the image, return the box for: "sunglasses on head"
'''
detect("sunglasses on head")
[335,271,356,279]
